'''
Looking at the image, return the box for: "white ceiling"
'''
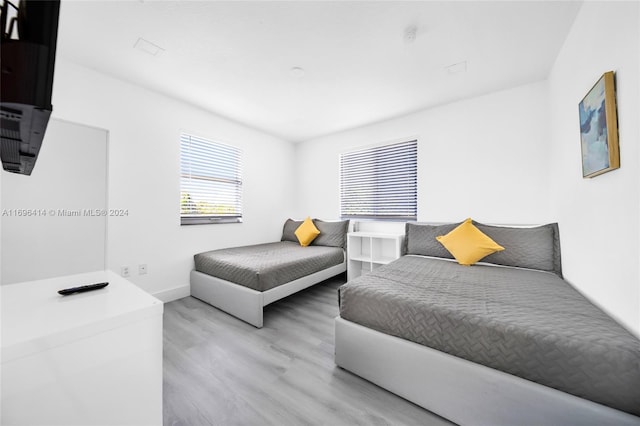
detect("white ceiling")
[57,1,581,142]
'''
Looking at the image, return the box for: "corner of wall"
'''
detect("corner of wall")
[152,284,191,303]
[547,1,640,334]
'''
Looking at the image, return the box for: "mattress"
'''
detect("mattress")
[194,241,344,292]
[339,255,640,416]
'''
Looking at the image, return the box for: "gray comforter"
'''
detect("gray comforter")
[195,241,344,292]
[339,255,640,416]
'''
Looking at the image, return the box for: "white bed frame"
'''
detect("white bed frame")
[190,261,346,328]
[335,317,640,426]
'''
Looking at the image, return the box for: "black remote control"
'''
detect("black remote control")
[58,282,109,295]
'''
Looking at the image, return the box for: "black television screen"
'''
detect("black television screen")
[0,0,60,175]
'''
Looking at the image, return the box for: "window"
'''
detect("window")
[180,133,243,225]
[340,140,417,220]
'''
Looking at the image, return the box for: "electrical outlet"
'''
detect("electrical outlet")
[121,266,130,277]
[139,264,147,275]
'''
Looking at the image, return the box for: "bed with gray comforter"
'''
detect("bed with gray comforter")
[339,255,640,416]
[195,241,345,291]
[191,218,349,328]
[338,221,640,418]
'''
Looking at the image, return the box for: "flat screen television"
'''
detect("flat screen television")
[1,0,60,175]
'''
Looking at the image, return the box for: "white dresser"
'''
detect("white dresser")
[1,270,163,425]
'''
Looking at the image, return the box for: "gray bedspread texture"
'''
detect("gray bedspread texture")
[195,241,344,292]
[339,255,640,416]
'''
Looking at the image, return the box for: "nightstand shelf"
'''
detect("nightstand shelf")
[347,232,404,281]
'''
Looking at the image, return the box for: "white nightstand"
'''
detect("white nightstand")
[1,270,163,426]
[347,231,404,281]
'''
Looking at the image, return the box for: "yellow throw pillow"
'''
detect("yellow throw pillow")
[436,218,504,266]
[294,217,321,247]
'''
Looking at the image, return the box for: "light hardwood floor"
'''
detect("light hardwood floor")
[163,274,454,426]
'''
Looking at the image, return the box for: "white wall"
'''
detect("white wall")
[294,81,552,228]
[51,60,295,300]
[548,1,640,334]
[2,119,108,284]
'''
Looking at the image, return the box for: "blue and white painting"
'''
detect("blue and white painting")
[579,76,609,177]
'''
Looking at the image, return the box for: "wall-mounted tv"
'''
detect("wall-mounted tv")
[1,0,60,175]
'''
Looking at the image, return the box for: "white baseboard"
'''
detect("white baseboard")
[152,284,190,303]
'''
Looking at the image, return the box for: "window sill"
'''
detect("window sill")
[180,217,243,225]
[340,216,416,222]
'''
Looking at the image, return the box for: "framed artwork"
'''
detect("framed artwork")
[578,71,620,178]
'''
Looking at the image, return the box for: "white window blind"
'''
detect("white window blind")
[340,140,417,220]
[180,133,243,225]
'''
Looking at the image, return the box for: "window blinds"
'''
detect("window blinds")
[180,134,243,225]
[340,140,417,220]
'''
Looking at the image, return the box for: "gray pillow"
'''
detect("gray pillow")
[281,218,302,243]
[312,219,350,248]
[404,222,461,259]
[473,222,562,277]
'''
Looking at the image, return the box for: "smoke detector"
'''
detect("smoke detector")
[404,25,418,44]
[290,67,305,78]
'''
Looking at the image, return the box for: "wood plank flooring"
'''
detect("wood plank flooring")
[163,275,454,426]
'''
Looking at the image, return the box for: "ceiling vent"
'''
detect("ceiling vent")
[134,37,165,56]
[445,61,467,75]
